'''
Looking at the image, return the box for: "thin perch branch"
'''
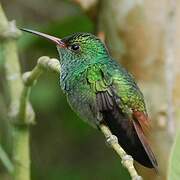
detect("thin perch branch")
[99,124,142,180]
[18,56,60,128]
[22,56,60,85]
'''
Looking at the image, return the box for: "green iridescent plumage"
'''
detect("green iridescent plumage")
[58,33,146,117]
[21,29,158,171]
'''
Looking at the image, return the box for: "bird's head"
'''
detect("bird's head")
[20,29,109,65]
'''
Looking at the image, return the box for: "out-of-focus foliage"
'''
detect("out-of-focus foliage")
[0,0,131,179]
[0,46,3,66]
[168,131,180,180]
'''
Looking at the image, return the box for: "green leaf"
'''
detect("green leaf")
[168,131,180,180]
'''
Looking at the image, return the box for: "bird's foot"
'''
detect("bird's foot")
[106,135,118,146]
[121,155,142,180]
[121,155,133,165]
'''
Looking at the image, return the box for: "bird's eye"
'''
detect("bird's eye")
[70,44,80,51]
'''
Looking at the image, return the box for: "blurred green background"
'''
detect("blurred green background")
[0,0,130,179]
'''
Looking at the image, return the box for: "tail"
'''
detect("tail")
[132,120,158,172]
[102,109,158,171]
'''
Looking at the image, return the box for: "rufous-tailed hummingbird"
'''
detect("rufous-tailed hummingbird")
[20,28,158,171]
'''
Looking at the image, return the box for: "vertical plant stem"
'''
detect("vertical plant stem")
[0,3,32,180]
[13,126,30,180]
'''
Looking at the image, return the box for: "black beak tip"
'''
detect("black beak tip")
[19,27,26,32]
[19,27,24,31]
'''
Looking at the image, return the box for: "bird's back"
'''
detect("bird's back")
[99,59,147,113]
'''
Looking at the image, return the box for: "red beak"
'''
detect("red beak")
[20,28,66,48]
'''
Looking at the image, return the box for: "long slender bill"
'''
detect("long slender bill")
[20,28,66,47]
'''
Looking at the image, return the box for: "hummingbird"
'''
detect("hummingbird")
[20,28,158,171]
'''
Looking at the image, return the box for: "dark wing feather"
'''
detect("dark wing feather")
[96,91,113,111]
